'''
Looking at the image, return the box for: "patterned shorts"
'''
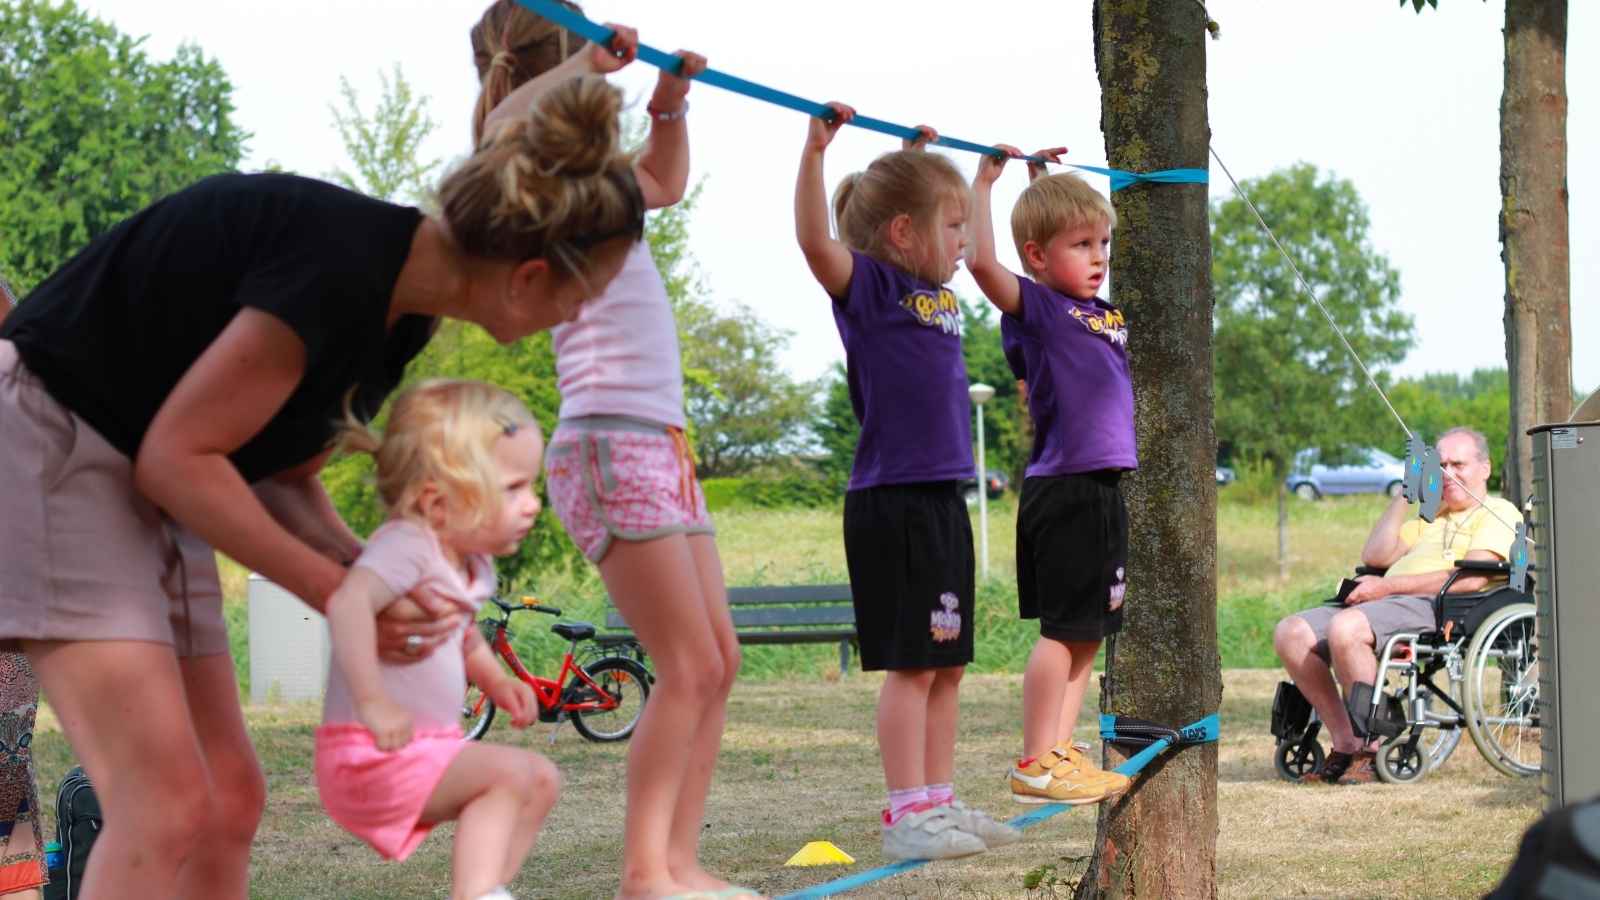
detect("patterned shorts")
[545,417,715,563]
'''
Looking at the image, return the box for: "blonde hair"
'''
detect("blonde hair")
[470,0,585,145]
[1010,173,1116,271]
[337,379,539,534]
[438,75,644,283]
[832,150,968,283]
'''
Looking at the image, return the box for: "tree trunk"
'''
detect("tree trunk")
[1076,3,1219,898]
[1500,0,1571,505]
[1277,479,1289,582]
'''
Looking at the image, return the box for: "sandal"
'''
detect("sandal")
[1312,750,1354,784]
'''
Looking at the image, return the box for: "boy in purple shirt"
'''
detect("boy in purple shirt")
[969,147,1136,806]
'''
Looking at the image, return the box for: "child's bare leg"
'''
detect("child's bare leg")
[878,669,936,789]
[923,666,965,785]
[497,756,561,887]
[665,534,742,891]
[423,744,558,900]
[1053,640,1099,748]
[1021,637,1072,758]
[599,535,731,900]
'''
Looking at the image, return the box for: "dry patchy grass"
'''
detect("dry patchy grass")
[30,669,1536,899]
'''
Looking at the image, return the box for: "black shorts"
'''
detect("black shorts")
[1016,471,1128,642]
[843,481,975,671]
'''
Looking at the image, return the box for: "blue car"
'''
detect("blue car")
[1285,447,1406,501]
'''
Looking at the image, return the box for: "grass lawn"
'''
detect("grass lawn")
[27,490,1540,897]
[29,669,1538,899]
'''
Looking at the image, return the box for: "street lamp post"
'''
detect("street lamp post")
[969,382,995,579]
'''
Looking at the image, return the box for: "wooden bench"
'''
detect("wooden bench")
[605,584,859,674]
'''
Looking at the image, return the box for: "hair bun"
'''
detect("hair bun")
[521,76,624,178]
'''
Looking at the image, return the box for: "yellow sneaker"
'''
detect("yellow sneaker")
[1008,748,1120,805]
[1052,744,1132,795]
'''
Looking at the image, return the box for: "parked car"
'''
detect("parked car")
[1285,447,1406,501]
[961,469,1009,504]
[1216,466,1237,486]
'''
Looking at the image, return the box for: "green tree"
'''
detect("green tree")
[0,0,247,292]
[678,297,818,477]
[326,64,442,206]
[1211,163,1414,578]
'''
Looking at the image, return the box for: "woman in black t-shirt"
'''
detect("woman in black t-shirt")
[0,37,643,899]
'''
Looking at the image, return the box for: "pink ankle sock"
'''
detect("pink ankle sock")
[887,786,928,824]
[927,783,954,806]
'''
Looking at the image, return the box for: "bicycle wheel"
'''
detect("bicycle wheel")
[569,657,650,743]
[1464,603,1540,777]
[461,682,496,741]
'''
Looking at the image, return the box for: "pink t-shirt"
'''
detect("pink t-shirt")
[321,519,495,730]
[551,240,686,427]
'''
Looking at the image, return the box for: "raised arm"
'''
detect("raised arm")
[794,102,856,298]
[325,566,413,750]
[967,145,1024,315]
[479,23,639,144]
[632,51,706,210]
[1359,492,1417,570]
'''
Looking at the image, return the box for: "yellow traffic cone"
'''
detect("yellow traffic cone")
[784,840,855,867]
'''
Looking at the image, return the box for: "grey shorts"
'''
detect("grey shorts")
[1294,595,1437,662]
[0,340,227,657]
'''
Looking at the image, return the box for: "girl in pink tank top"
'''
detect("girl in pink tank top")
[471,5,752,897]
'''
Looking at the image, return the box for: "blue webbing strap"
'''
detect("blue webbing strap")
[511,0,1208,191]
[778,713,1220,898]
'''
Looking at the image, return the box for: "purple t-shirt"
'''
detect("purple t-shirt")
[1005,275,1137,478]
[831,252,973,490]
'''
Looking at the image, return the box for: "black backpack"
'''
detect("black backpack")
[43,766,101,900]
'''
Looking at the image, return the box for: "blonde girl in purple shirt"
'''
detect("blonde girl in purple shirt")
[794,106,1021,861]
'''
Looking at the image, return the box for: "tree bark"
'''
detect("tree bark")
[1500,0,1570,505]
[1076,3,1219,898]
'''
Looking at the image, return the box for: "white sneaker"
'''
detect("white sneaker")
[472,888,514,900]
[881,805,987,860]
[944,800,1023,848]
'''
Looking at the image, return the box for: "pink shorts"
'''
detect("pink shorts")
[0,341,226,656]
[545,417,715,562]
[314,723,466,861]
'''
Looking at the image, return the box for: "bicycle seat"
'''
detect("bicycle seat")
[551,622,597,642]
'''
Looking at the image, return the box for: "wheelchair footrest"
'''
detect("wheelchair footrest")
[1346,681,1407,740]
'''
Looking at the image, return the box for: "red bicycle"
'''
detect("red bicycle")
[462,596,651,742]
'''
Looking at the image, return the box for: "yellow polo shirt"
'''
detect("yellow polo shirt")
[1386,497,1523,578]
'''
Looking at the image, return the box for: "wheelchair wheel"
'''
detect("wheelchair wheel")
[1274,738,1324,782]
[1464,602,1539,777]
[1376,735,1428,784]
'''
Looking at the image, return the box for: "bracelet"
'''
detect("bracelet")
[647,101,688,123]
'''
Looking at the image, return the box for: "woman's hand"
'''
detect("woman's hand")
[649,50,706,115]
[806,102,855,153]
[358,696,414,751]
[375,587,467,664]
[587,23,638,74]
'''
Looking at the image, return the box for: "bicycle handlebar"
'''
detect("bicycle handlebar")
[489,595,563,617]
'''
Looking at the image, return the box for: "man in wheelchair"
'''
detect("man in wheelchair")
[1272,427,1523,784]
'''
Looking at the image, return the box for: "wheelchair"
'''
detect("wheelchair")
[1271,558,1538,784]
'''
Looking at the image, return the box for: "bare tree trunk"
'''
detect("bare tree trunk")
[1276,480,1289,582]
[1076,3,1219,898]
[1500,0,1571,504]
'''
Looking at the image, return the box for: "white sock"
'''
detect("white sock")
[472,888,514,900]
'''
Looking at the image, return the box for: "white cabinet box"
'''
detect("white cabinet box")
[247,573,329,704]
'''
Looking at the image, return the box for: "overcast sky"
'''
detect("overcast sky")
[81,0,1596,400]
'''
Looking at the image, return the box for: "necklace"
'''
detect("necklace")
[1440,507,1483,559]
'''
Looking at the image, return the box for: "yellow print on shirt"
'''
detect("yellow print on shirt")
[901,289,963,336]
[1069,306,1128,347]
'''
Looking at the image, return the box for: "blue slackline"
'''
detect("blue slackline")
[512,0,1208,191]
[777,713,1221,899]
